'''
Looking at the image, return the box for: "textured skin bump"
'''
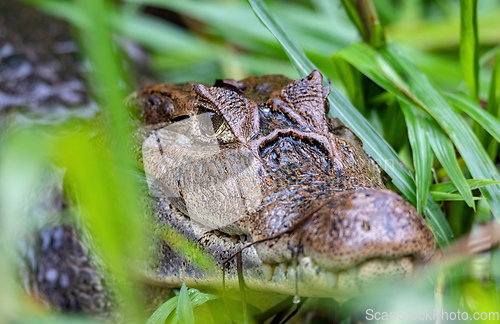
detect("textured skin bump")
[194,84,260,143]
[267,70,330,134]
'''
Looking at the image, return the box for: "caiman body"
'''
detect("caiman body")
[137,71,435,299]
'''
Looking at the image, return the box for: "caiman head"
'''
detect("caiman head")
[137,71,435,299]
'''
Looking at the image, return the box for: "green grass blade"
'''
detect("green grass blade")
[479,45,499,67]
[335,42,500,223]
[247,0,316,76]
[331,58,365,113]
[62,0,146,318]
[146,296,179,324]
[459,0,479,100]
[57,132,144,319]
[247,0,453,246]
[339,0,367,42]
[146,288,219,324]
[487,48,500,115]
[430,179,500,193]
[430,191,483,202]
[339,0,386,47]
[426,119,475,209]
[486,49,500,158]
[444,92,500,143]
[177,283,195,324]
[189,290,220,308]
[400,101,433,213]
[112,12,218,57]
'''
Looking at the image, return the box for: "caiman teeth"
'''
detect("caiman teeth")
[261,262,276,281]
[324,271,337,287]
[299,256,316,270]
[259,256,415,289]
[278,262,288,275]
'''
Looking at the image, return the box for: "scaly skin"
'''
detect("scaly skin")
[137,71,435,299]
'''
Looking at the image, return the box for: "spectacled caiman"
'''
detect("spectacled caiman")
[136,70,435,299]
[28,70,435,315]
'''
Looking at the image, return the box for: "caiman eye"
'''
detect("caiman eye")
[198,111,218,137]
[207,111,226,132]
[197,108,236,144]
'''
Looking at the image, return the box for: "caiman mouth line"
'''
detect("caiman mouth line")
[204,230,419,300]
[260,255,417,288]
[151,187,435,299]
[182,209,422,297]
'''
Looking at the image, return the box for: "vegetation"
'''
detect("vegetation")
[1,0,499,323]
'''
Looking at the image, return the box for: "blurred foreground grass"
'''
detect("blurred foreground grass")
[1,0,499,323]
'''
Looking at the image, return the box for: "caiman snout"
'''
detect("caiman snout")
[302,189,435,272]
[252,189,435,292]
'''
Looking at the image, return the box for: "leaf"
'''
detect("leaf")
[486,49,500,158]
[247,0,316,76]
[340,0,386,47]
[177,283,195,324]
[430,191,484,202]
[444,91,500,143]
[426,119,475,209]
[459,0,479,100]
[400,101,433,213]
[146,296,179,324]
[62,1,149,319]
[247,0,453,246]
[331,58,365,113]
[430,179,500,193]
[339,0,367,42]
[189,290,219,308]
[487,48,500,116]
[335,42,500,223]
[146,287,219,324]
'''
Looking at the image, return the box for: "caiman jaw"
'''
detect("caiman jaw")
[256,255,416,299]
[251,189,435,295]
[151,189,435,299]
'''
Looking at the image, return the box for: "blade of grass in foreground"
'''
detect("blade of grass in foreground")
[487,48,500,117]
[177,283,195,324]
[444,92,500,143]
[146,287,219,324]
[335,43,500,222]
[339,0,385,48]
[247,0,453,246]
[426,119,475,209]
[486,48,500,159]
[430,192,483,202]
[430,179,500,193]
[71,0,145,319]
[400,101,433,214]
[459,0,479,100]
